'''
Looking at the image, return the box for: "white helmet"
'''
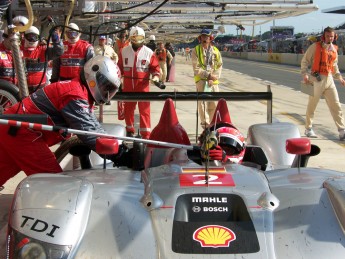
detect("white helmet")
[129,26,145,45]
[149,35,155,41]
[13,16,28,26]
[83,56,121,104]
[24,26,40,49]
[66,23,80,44]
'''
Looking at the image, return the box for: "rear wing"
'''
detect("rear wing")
[111,86,273,123]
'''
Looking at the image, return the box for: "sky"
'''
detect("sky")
[224,0,345,36]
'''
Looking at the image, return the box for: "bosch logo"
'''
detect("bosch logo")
[192,206,202,213]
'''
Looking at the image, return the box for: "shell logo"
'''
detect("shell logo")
[193,225,236,248]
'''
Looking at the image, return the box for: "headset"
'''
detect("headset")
[321,26,338,43]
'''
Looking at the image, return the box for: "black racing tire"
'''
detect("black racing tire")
[54,136,92,170]
[0,80,20,114]
[54,135,84,163]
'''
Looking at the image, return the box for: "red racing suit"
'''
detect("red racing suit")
[0,78,106,186]
[22,41,64,90]
[54,40,94,81]
[118,45,160,139]
[0,43,17,84]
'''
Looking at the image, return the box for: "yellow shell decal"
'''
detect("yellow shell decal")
[89,80,96,88]
[193,225,236,248]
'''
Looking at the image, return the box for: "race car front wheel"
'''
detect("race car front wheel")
[54,135,92,169]
[0,80,20,114]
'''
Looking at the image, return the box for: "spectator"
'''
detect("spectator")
[50,23,94,82]
[146,35,157,52]
[165,42,175,82]
[94,35,118,63]
[191,28,223,129]
[301,26,345,140]
[118,26,160,139]
[113,30,130,55]
[155,42,172,83]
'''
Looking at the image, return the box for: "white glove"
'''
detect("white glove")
[152,76,159,83]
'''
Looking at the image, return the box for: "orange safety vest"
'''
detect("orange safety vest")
[156,48,167,62]
[115,39,130,53]
[311,42,337,75]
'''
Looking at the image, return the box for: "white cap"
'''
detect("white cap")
[67,23,79,31]
[13,16,28,26]
[149,35,155,41]
[24,26,39,35]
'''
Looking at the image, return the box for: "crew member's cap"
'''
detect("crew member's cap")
[200,28,212,36]
[99,35,106,40]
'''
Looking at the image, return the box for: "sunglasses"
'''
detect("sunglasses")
[67,31,78,38]
[24,33,39,42]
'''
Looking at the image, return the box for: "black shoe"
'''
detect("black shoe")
[126,132,134,137]
[105,101,111,105]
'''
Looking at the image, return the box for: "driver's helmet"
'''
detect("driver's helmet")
[65,23,80,44]
[83,56,122,104]
[24,26,40,49]
[129,26,145,46]
[217,126,246,163]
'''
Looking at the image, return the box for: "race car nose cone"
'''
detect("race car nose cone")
[210,98,232,125]
[149,98,190,145]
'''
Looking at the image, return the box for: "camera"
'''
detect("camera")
[312,72,321,82]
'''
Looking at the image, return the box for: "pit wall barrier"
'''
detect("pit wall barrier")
[222,52,345,70]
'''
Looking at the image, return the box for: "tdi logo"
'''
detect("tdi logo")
[203,207,228,212]
[21,215,60,238]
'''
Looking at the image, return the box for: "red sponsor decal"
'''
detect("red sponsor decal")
[141,59,146,65]
[179,173,235,187]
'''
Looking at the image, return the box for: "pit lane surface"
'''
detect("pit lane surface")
[222,57,345,102]
[1,54,345,256]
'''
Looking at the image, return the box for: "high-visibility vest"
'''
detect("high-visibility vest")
[311,41,337,75]
[194,45,221,84]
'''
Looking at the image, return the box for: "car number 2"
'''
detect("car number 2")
[179,173,235,187]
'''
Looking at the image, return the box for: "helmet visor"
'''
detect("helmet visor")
[96,72,119,104]
[219,136,243,155]
[130,35,144,44]
[25,33,39,42]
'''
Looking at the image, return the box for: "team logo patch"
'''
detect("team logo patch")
[0,52,8,60]
[193,225,236,248]
[141,59,146,65]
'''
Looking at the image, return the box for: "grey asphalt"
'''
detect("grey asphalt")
[1,54,345,255]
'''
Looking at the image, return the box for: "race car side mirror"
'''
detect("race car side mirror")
[96,138,119,155]
[286,138,311,155]
[286,138,320,168]
[96,138,120,169]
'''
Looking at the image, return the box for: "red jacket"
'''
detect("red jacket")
[0,43,17,84]
[118,45,160,92]
[60,40,94,79]
[4,78,105,148]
